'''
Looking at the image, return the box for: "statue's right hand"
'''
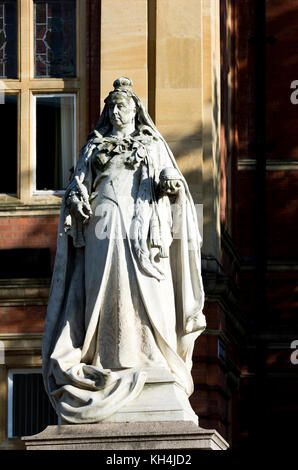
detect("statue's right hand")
[68,193,92,224]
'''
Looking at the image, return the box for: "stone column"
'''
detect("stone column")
[152,0,204,206]
[150,0,221,262]
[201,0,221,266]
[100,0,148,109]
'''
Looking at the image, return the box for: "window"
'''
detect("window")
[8,369,58,438]
[0,0,17,79]
[0,0,86,202]
[0,94,18,194]
[34,0,76,78]
[34,94,76,192]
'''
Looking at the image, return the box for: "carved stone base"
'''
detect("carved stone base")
[101,367,198,425]
[23,368,229,450]
[22,421,229,450]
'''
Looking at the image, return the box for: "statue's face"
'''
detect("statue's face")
[108,94,136,129]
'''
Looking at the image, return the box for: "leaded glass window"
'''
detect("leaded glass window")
[34,0,76,78]
[0,1,17,79]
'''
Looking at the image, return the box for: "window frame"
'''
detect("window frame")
[32,92,77,195]
[0,0,86,210]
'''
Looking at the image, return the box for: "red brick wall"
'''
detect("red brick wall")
[0,216,59,266]
[266,0,298,161]
[0,216,58,334]
[0,305,46,333]
[231,0,298,450]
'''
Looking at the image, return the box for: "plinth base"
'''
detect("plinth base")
[22,421,229,450]
[101,368,198,425]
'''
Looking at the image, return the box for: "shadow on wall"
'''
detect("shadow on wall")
[159,73,221,260]
[232,0,298,259]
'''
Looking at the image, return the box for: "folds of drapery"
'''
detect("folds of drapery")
[42,135,205,422]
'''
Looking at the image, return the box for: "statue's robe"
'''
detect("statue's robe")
[42,128,205,424]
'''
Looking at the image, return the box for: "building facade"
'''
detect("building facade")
[0,0,297,450]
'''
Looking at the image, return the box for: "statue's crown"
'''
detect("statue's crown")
[113,77,133,94]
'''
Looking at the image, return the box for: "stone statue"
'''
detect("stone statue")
[42,77,206,424]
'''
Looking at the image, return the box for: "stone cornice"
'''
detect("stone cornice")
[0,204,61,217]
[0,278,50,306]
[237,158,298,171]
[0,332,42,355]
[241,260,298,271]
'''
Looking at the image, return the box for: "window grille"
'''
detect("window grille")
[8,370,58,438]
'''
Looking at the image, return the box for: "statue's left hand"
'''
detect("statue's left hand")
[159,167,183,195]
[160,178,183,195]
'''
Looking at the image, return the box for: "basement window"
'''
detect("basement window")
[8,369,58,438]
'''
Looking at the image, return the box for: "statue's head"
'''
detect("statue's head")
[104,77,136,129]
[95,77,158,139]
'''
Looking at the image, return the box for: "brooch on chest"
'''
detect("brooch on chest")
[92,134,151,171]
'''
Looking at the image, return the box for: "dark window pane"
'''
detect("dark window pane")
[12,373,58,438]
[36,96,74,191]
[36,2,46,23]
[0,248,52,279]
[34,0,76,78]
[0,94,17,194]
[36,56,46,75]
[0,1,17,78]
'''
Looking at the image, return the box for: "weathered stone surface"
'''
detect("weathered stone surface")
[101,368,198,425]
[42,77,206,426]
[22,421,229,450]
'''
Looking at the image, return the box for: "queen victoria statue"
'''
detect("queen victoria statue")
[42,77,206,425]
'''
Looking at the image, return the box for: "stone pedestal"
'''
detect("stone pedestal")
[101,368,198,425]
[23,368,229,450]
[22,421,229,450]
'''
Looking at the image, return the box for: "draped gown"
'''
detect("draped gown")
[42,132,206,424]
